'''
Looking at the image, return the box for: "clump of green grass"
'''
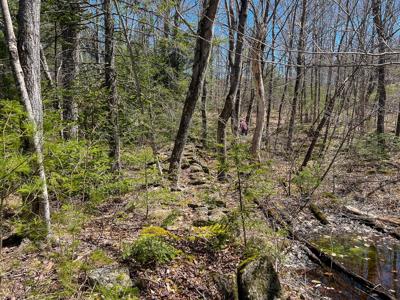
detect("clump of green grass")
[122,226,180,266]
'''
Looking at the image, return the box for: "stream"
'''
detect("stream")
[303,233,399,299]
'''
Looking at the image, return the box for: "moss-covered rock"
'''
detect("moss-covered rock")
[212,272,238,300]
[237,255,281,300]
[87,265,132,290]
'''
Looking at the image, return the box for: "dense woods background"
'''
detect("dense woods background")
[1,0,400,299]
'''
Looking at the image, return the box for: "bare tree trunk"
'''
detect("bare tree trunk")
[265,10,276,146]
[231,70,243,135]
[225,0,236,75]
[372,0,386,136]
[275,59,290,149]
[396,101,400,137]
[216,0,248,180]
[95,3,101,65]
[1,0,51,233]
[310,65,315,122]
[201,80,208,148]
[17,0,42,129]
[169,0,220,188]
[302,66,358,169]
[246,88,255,127]
[301,2,353,169]
[104,0,121,171]
[287,0,307,151]
[40,45,54,88]
[250,24,267,159]
[275,5,297,147]
[250,70,265,159]
[60,0,80,139]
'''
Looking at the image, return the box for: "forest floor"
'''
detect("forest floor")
[1,133,400,299]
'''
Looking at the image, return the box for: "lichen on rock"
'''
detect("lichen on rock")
[237,255,281,300]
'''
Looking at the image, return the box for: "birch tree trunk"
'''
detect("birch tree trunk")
[1,0,51,233]
[104,0,121,171]
[169,0,220,188]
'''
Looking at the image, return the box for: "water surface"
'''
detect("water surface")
[304,234,399,299]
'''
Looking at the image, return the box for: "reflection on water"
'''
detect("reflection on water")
[304,234,399,299]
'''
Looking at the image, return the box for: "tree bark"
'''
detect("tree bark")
[265,16,275,146]
[1,0,51,233]
[396,101,400,137]
[216,0,248,180]
[169,0,220,188]
[104,0,121,171]
[250,24,267,159]
[60,0,80,139]
[245,88,255,127]
[40,45,54,88]
[275,5,298,148]
[231,71,242,135]
[372,0,386,136]
[201,80,208,148]
[17,0,42,129]
[287,0,307,151]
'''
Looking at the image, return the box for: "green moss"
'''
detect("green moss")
[238,255,259,273]
[140,226,178,239]
[89,249,114,267]
[349,247,364,256]
[192,223,233,250]
[93,285,139,300]
[161,210,182,228]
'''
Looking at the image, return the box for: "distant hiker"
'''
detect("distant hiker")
[239,118,248,136]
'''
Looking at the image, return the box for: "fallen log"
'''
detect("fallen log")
[299,237,395,300]
[344,205,400,226]
[344,213,400,240]
[254,200,396,300]
[366,177,400,197]
[309,203,329,225]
